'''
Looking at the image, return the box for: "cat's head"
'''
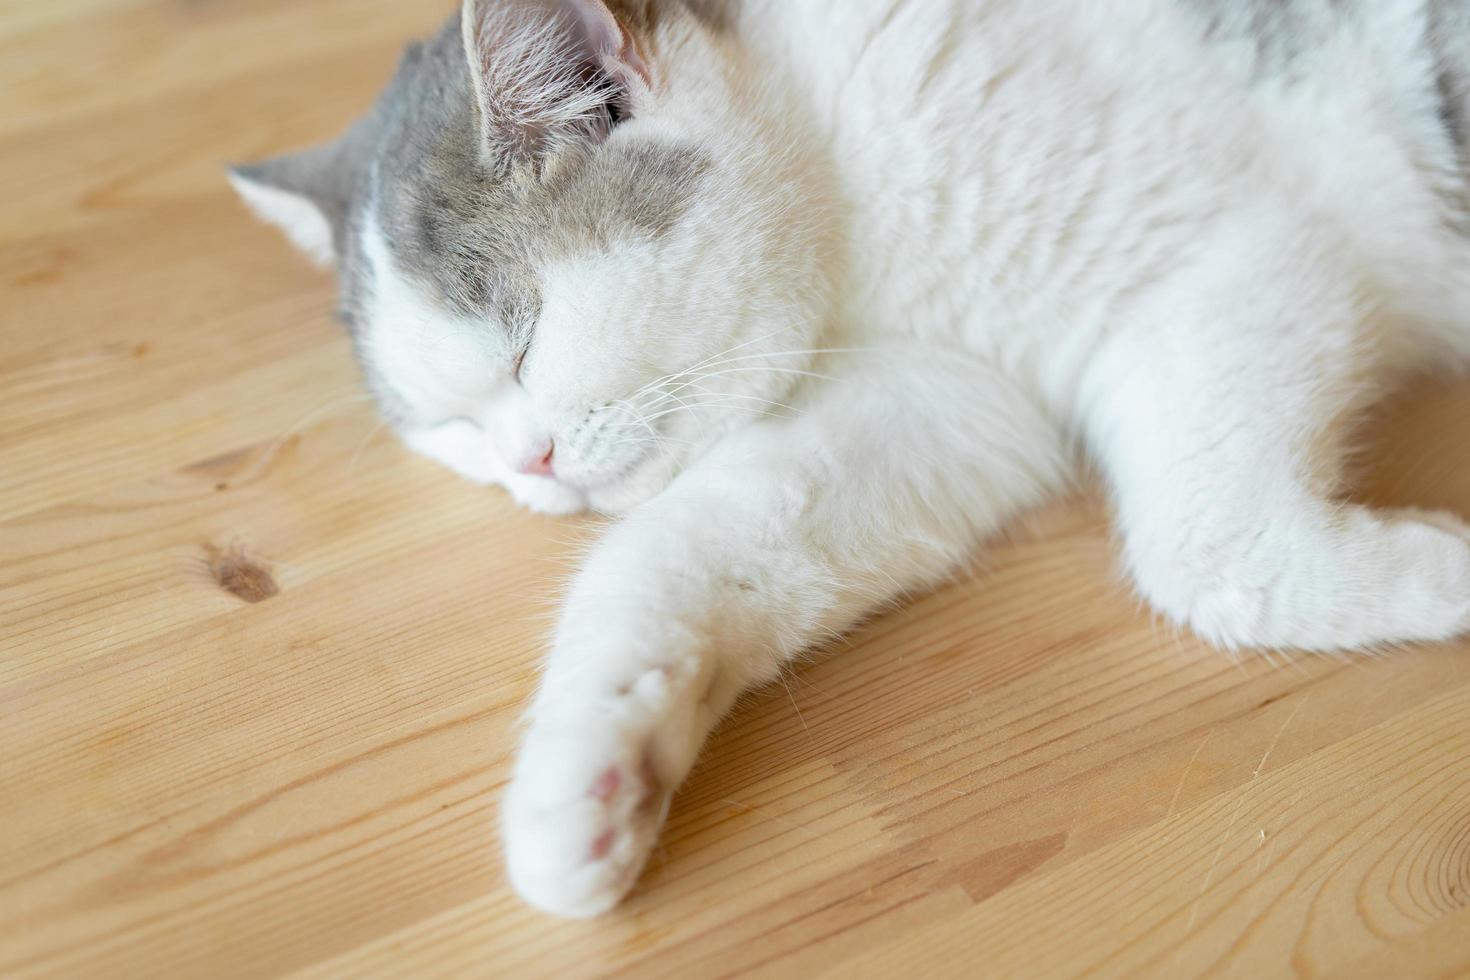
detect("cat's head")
[231,0,828,514]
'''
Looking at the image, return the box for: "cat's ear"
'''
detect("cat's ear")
[228,141,352,267]
[460,0,652,165]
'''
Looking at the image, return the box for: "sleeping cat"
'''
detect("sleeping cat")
[230,0,1470,917]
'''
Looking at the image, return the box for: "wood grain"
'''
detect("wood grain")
[3,2,1469,977]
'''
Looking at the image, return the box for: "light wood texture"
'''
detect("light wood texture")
[4,2,1470,977]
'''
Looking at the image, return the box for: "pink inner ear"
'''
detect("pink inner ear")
[460,0,653,159]
[562,0,652,88]
[610,23,653,90]
[465,0,653,96]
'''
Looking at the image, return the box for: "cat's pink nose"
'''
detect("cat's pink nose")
[519,441,555,478]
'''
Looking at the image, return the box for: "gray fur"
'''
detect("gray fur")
[233,4,711,420]
[1429,0,1470,155]
[1182,0,1363,80]
[372,17,709,323]
[1178,0,1470,234]
[1182,0,1470,160]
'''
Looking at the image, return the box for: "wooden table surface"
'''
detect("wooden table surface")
[5,2,1470,977]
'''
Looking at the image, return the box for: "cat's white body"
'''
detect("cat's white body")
[231,0,1470,917]
[501,0,1470,916]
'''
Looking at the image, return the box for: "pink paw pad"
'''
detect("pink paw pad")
[590,767,621,802]
[590,828,617,860]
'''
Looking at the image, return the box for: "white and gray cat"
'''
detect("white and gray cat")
[231,0,1470,917]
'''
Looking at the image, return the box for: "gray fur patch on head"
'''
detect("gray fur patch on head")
[368,13,712,328]
[237,3,714,415]
[372,21,706,288]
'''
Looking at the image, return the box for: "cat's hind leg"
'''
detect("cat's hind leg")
[1085,228,1470,652]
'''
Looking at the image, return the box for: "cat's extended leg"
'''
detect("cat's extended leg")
[1085,232,1470,652]
[502,350,1069,917]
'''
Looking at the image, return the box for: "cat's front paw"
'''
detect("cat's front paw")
[502,472,589,516]
[502,723,673,918]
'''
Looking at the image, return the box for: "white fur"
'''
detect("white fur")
[361,211,589,513]
[492,0,1470,918]
[243,0,1470,917]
